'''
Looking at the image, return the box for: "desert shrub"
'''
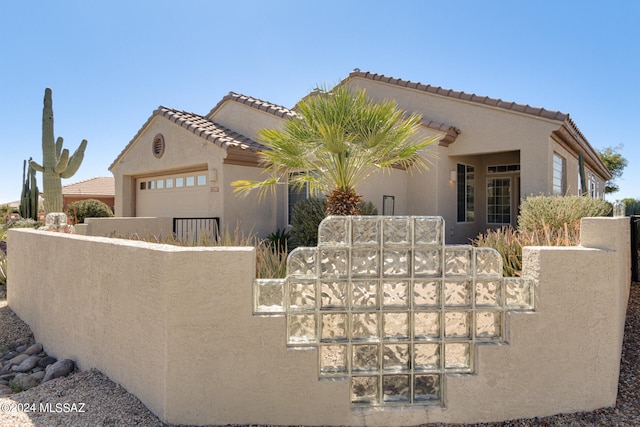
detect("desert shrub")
[621,198,640,216]
[358,200,379,216]
[265,229,291,253]
[290,197,328,247]
[0,251,7,289]
[518,195,611,232]
[473,223,580,277]
[6,218,42,229]
[67,199,114,224]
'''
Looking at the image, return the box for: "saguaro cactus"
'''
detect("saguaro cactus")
[19,159,39,220]
[29,88,87,213]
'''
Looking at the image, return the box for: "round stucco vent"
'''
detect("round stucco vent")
[152,134,165,158]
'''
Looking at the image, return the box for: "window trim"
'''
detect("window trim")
[552,153,567,196]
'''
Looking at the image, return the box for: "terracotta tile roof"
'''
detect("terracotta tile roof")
[348,69,569,121]
[206,91,297,120]
[62,177,114,196]
[156,106,264,151]
[109,107,264,171]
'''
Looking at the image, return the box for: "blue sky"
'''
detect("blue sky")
[1,0,638,204]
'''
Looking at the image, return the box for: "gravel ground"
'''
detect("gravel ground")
[0,285,638,427]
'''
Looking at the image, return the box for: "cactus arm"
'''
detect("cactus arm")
[54,149,70,174]
[55,137,64,159]
[60,139,87,178]
[29,159,44,172]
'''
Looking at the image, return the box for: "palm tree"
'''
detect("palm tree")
[232,85,439,215]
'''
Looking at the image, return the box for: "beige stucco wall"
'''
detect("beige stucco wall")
[207,100,287,141]
[75,217,174,238]
[7,216,630,425]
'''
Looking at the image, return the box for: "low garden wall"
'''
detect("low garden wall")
[74,217,173,238]
[7,217,631,426]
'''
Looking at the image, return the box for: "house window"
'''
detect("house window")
[196,175,207,186]
[156,179,164,189]
[588,172,600,199]
[175,177,184,188]
[383,196,395,216]
[488,178,511,224]
[552,153,566,195]
[288,173,310,223]
[457,164,474,222]
[186,176,195,187]
[148,180,155,190]
[140,182,147,190]
[166,178,174,189]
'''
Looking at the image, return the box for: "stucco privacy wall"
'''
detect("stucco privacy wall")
[74,217,173,238]
[7,217,630,426]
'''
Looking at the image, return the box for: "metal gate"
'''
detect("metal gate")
[173,217,220,244]
[632,216,639,283]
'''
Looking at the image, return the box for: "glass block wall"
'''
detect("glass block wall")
[254,216,534,408]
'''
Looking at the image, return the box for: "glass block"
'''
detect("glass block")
[320,249,349,278]
[414,312,440,340]
[351,249,380,277]
[288,280,316,311]
[475,248,503,277]
[383,217,411,246]
[414,374,441,402]
[321,313,348,342]
[351,312,380,341]
[476,280,502,307]
[445,342,472,371]
[352,280,379,309]
[352,344,380,372]
[475,311,503,340]
[383,249,410,277]
[382,375,410,403]
[318,216,349,247]
[444,311,470,339]
[382,343,410,371]
[414,217,444,246]
[254,279,285,313]
[444,280,471,307]
[505,278,534,309]
[414,280,440,307]
[320,344,348,375]
[445,247,472,277]
[287,313,317,345]
[287,247,317,277]
[320,280,347,310]
[414,343,440,371]
[414,249,442,277]
[352,216,380,247]
[382,281,409,308]
[351,376,379,404]
[383,312,410,340]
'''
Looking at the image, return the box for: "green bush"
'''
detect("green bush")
[0,251,7,290]
[67,199,114,224]
[290,197,328,247]
[621,198,640,216]
[518,195,611,232]
[358,200,379,216]
[6,218,42,229]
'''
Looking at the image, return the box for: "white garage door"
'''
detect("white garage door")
[136,171,209,217]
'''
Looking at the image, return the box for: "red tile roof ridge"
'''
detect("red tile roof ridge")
[348,69,569,122]
[206,91,297,120]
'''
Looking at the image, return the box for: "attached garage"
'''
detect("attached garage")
[136,170,209,217]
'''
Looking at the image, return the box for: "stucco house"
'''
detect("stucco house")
[109,69,610,243]
[62,176,115,212]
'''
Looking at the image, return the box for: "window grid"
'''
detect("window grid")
[254,216,534,408]
[552,154,566,195]
[487,178,511,224]
[457,164,474,223]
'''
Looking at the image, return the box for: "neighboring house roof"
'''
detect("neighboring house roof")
[206,91,297,120]
[109,106,264,171]
[62,177,115,197]
[345,69,610,180]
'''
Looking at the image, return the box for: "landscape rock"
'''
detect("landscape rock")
[37,356,57,368]
[12,355,40,373]
[42,359,74,383]
[24,343,43,355]
[0,384,12,397]
[13,372,39,390]
[8,337,30,350]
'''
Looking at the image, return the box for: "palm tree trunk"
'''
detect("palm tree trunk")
[326,187,362,216]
